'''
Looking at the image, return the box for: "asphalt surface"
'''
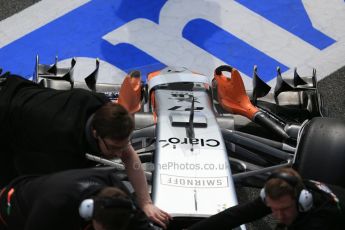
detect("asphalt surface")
[0,1,344,230]
[0,0,41,20]
[318,66,345,119]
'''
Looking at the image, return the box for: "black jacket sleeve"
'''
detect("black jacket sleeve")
[188,197,271,230]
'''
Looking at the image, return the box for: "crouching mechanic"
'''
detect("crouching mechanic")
[188,167,345,230]
[0,168,160,230]
[0,75,171,227]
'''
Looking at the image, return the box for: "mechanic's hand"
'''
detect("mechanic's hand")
[142,202,172,229]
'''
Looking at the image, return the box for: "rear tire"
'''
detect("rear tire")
[294,117,345,187]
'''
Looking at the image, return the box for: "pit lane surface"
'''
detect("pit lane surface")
[1,0,344,118]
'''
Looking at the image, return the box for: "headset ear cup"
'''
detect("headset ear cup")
[260,188,266,203]
[298,189,313,212]
[79,199,94,220]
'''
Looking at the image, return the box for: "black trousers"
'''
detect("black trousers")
[0,77,17,188]
[0,188,7,230]
[0,148,17,188]
[0,77,7,89]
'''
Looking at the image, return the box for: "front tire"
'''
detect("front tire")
[294,117,345,187]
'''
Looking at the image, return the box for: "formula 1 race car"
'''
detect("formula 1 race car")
[33,56,345,229]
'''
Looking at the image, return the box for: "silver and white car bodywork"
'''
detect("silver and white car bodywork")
[148,68,239,218]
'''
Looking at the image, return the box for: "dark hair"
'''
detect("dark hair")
[265,168,303,200]
[92,103,134,140]
[93,187,136,230]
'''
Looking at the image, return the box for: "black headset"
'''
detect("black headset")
[79,196,137,220]
[260,172,313,212]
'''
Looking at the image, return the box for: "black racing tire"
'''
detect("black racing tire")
[294,117,345,187]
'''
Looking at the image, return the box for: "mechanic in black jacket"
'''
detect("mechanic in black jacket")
[0,168,156,230]
[188,168,345,230]
[0,75,171,228]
